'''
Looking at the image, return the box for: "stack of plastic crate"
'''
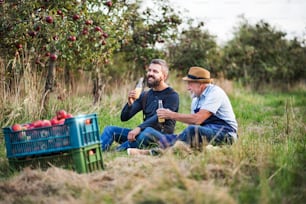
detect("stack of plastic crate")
[3,113,103,174]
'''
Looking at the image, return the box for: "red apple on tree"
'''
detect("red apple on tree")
[94,26,102,32]
[34,25,41,31]
[105,1,113,7]
[50,53,58,61]
[85,19,93,25]
[53,35,59,41]
[57,10,63,16]
[82,29,89,35]
[28,31,37,37]
[16,43,22,49]
[73,14,80,21]
[46,16,53,24]
[102,32,108,38]
[68,36,77,41]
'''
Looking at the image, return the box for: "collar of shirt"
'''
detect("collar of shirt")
[199,84,213,100]
[192,84,214,113]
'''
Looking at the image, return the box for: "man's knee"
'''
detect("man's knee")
[101,125,116,135]
[137,127,160,148]
[141,127,155,134]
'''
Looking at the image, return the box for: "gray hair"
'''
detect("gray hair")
[150,59,169,77]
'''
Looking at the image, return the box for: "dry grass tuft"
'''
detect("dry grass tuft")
[0,150,237,204]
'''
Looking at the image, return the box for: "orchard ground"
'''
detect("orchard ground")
[0,75,305,204]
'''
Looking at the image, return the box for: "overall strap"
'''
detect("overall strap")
[142,91,148,121]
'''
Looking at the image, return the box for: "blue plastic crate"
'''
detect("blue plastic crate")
[3,113,100,158]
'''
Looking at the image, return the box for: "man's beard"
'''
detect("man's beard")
[189,91,196,98]
[147,76,162,88]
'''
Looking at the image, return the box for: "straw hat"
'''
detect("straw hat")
[182,67,213,83]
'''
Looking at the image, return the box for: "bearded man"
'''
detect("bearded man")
[100,59,179,151]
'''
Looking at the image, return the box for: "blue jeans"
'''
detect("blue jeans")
[135,127,177,149]
[100,126,132,151]
[100,126,175,151]
[177,124,237,145]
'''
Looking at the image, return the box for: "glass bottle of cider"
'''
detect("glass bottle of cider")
[158,100,165,123]
[134,77,143,99]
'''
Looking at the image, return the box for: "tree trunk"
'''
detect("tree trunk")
[92,67,103,104]
[42,57,56,114]
[64,65,73,93]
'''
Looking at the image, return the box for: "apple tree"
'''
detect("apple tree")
[0,0,137,106]
[119,0,182,76]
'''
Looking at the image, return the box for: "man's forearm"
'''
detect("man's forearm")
[170,112,199,125]
[169,110,211,125]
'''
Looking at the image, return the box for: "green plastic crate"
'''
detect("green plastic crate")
[9,143,104,174]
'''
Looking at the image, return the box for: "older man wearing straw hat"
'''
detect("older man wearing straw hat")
[127,66,238,155]
[162,66,238,147]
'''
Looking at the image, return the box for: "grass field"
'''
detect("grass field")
[0,77,305,204]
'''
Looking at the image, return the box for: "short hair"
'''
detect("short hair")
[150,59,169,77]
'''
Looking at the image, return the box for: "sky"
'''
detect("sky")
[143,0,306,44]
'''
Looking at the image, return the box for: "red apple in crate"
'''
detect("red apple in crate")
[88,150,95,155]
[18,131,27,141]
[32,120,43,128]
[56,110,67,120]
[51,126,62,137]
[85,119,91,125]
[66,113,73,118]
[24,123,35,130]
[22,124,29,130]
[42,119,52,127]
[63,139,69,146]
[50,118,57,125]
[12,124,22,132]
[58,118,65,125]
[22,123,31,130]
[50,117,60,125]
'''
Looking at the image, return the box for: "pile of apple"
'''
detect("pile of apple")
[11,110,73,132]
